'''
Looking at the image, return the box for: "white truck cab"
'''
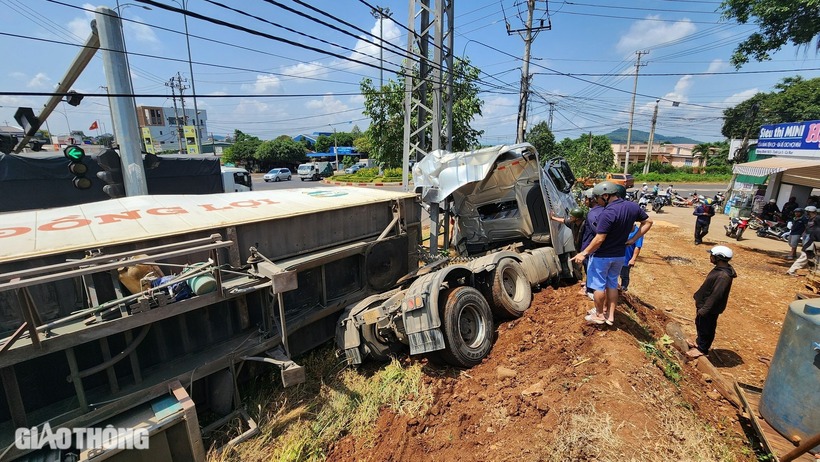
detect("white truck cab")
[221,166,253,192]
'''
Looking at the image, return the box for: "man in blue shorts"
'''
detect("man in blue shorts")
[572,181,653,325]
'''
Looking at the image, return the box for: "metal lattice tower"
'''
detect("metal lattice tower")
[401,0,454,191]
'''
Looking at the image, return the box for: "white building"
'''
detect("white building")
[136,106,208,153]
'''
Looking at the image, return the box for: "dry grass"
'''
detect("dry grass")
[540,393,736,462]
[206,345,432,462]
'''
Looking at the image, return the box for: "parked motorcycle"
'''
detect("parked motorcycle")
[625,190,637,202]
[724,216,749,241]
[671,192,691,207]
[756,219,789,241]
[651,194,665,213]
[713,192,725,210]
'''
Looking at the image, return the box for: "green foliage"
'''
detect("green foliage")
[639,340,682,385]
[341,155,357,169]
[557,133,615,177]
[635,172,733,183]
[254,137,306,167]
[353,135,371,155]
[720,0,820,68]
[315,132,355,154]
[222,129,261,166]
[722,77,820,138]
[361,57,484,168]
[526,121,557,162]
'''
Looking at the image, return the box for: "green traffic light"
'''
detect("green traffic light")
[63,145,85,161]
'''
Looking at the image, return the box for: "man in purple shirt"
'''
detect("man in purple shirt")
[572,181,653,325]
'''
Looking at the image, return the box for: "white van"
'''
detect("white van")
[221,167,253,192]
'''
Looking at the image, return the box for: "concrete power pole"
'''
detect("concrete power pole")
[623,50,648,174]
[507,0,550,143]
[166,75,186,154]
[644,100,659,174]
[96,6,148,196]
[548,102,555,131]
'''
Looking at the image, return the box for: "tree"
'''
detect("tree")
[255,138,306,167]
[360,57,485,167]
[222,130,261,166]
[722,76,820,138]
[557,133,614,178]
[720,0,820,68]
[525,121,556,163]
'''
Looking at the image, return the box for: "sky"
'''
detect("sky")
[1,0,819,145]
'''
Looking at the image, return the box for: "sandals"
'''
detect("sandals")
[584,314,606,325]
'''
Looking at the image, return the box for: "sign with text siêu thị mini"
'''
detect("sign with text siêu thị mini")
[756,120,820,158]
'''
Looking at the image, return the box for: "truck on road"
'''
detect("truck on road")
[297,161,334,181]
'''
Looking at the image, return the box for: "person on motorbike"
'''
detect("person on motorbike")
[781,196,798,221]
[787,208,807,260]
[761,199,780,221]
[693,198,715,245]
[640,182,648,199]
[653,183,659,195]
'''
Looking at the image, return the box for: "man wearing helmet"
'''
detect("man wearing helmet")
[571,181,652,325]
[692,197,715,245]
[687,245,737,358]
[786,208,807,260]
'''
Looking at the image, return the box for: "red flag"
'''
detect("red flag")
[89,121,99,130]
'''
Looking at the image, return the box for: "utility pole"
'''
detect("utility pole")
[371,6,391,175]
[96,6,148,196]
[623,50,648,174]
[166,76,184,154]
[644,100,659,174]
[508,0,550,143]
[548,102,555,131]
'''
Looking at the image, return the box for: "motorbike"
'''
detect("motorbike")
[651,194,665,213]
[724,216,749,241]
[713,192,725,210]
[671,192,692,207]
[638,193,652,211]
[756,218,789,241]
[625,190,637,202]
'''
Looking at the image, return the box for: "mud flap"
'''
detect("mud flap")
[407,328,445,355]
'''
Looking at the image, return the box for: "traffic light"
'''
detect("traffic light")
[14,107,40,136]
[64,145,91,190]
[97,148,125,198]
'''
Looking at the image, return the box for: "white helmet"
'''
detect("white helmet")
[806,205,818,213]
[708,245,733,261]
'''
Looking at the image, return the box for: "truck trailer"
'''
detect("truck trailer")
[0,143,578,460]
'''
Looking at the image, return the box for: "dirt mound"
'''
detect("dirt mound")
[327,287,749,461]
[328,206,807,461]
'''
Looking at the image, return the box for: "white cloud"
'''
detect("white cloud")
[241,74,282,93]
[281,62,329,82]
[124,16,159,44]
[66,3,96,39]
[347,18,403,72]
[305,94,350,116]
[9,72,26,80]
[616,16,697,54]
[722,88,759,106]
[705,59,728,74]
[27,72,51,88]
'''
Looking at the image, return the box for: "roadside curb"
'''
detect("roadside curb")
[322,179,405,187]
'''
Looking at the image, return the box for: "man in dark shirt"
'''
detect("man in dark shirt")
[787,208,807,260]
[687,246,737,358]
[692,198,715,245]
[572,181,652,326]
[761,199,780,221]
[781,196,798,221]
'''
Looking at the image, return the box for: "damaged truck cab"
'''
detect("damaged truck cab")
[337,143,579,367]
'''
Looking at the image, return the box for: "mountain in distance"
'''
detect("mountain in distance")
[604,128,702,145]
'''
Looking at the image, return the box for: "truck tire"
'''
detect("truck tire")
[439,286,494,367]
[362,323,402,362]
[489,259,531,318]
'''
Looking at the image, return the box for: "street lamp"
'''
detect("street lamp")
[329,124,339,172]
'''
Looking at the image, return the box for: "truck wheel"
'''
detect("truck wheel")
[439,286,494,367]
[362,323,402,362]
[300,178,304,181]
[489,259,532,318]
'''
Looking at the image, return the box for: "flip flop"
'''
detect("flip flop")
[584,314,606,325]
